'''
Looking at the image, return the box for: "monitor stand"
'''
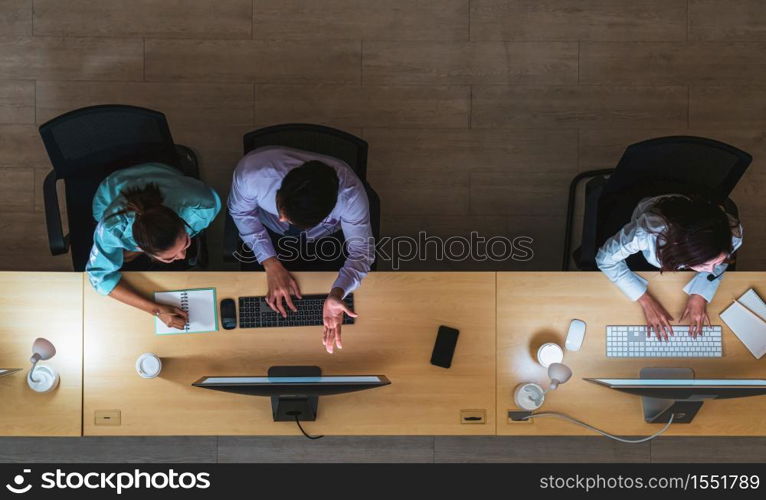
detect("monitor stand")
[640,367,703,424]
[269,366,320,422]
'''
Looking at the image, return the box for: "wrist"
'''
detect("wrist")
[328,287,345,300]
[262,257,282,271]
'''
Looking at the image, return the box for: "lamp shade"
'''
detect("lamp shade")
[30,337,56,363]
[547,362,572,391]
[27,337,59,393]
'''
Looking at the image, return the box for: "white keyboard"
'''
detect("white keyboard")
[606,325,723,358]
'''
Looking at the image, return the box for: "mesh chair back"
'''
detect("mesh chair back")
[592,136,751,270]
[602,136,750,201]
[243,123,368,181]
[38,105,182,270]
[39,105,180,179]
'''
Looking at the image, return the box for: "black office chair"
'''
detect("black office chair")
[563,136,752,271]
[39,104,208,271]
[223,123,381,270]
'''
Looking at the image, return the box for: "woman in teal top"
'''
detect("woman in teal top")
[87,163,221,328]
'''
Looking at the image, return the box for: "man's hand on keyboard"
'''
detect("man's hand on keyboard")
[637,292,674,341]
[322,288,359,354]
[680,294,710,338]
[264,257,302,318]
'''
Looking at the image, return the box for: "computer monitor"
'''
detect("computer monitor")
[192,366,390,422]
[586,368,766,423]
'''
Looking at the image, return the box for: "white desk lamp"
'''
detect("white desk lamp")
[546,362,572,391]
[520,362,573,408]
[513,361,675,443]
[27,337,59,392]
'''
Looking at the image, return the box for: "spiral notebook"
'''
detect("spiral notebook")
[720,288,766,359]
[154,288,218,335]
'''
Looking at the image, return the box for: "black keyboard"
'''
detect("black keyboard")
[238,294,355,329]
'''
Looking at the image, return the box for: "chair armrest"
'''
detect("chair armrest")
[43,170,69,255]
[188,231,208,269]
[577,177,609,271]
[175,144,200,179]
[363,183,381,242]
[223,212,240,263]
[723,197,739,272]
[363,183,380,271]
[562,168,614,270]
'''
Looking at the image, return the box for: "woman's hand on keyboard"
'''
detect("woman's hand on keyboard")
[680,294,710,338]
[637,292,674,341]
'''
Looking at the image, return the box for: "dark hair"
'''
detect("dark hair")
[652,196,737,272]
[109,183,186,256]
[276,161,339,229]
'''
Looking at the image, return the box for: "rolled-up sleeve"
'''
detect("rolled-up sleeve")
[595,219,652,301]
[332,187,375,296]
[683,264,727,303]
[86,220,126,295]
[227,167,276,264]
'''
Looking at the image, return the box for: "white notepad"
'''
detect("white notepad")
[154,288,218,335]
[720,289,766,359]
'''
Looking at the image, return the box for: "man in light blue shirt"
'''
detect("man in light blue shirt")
[228,146,375,353]
[597,195,742,340]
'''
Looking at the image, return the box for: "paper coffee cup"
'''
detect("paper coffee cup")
[136,353,162,379]
[537,342,564,368]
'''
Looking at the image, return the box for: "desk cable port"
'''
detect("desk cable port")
[460,409,486,424]
[508,410,534,423]
[94,410,121,426]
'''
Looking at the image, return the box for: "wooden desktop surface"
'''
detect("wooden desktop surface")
[498,272,766,436]
[83,272,496,436]
[5,270,763,437]
[0,272,82,436]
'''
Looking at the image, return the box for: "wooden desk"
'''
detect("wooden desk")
[497,272,766,436]
[83,272,496,436]
[0,272,82,436]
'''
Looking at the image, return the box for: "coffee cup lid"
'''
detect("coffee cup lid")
[136,353,161,377]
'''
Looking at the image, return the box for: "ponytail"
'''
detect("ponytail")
[122,183,164,217]
[109,183,186,256]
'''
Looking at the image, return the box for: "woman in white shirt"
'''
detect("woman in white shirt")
[596,194,742,341]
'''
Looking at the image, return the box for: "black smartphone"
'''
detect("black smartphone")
[220,298,237,330]
[430,326,459,368]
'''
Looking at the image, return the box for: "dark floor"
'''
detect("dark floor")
[4,0,766,272]
[0,436,765,463]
